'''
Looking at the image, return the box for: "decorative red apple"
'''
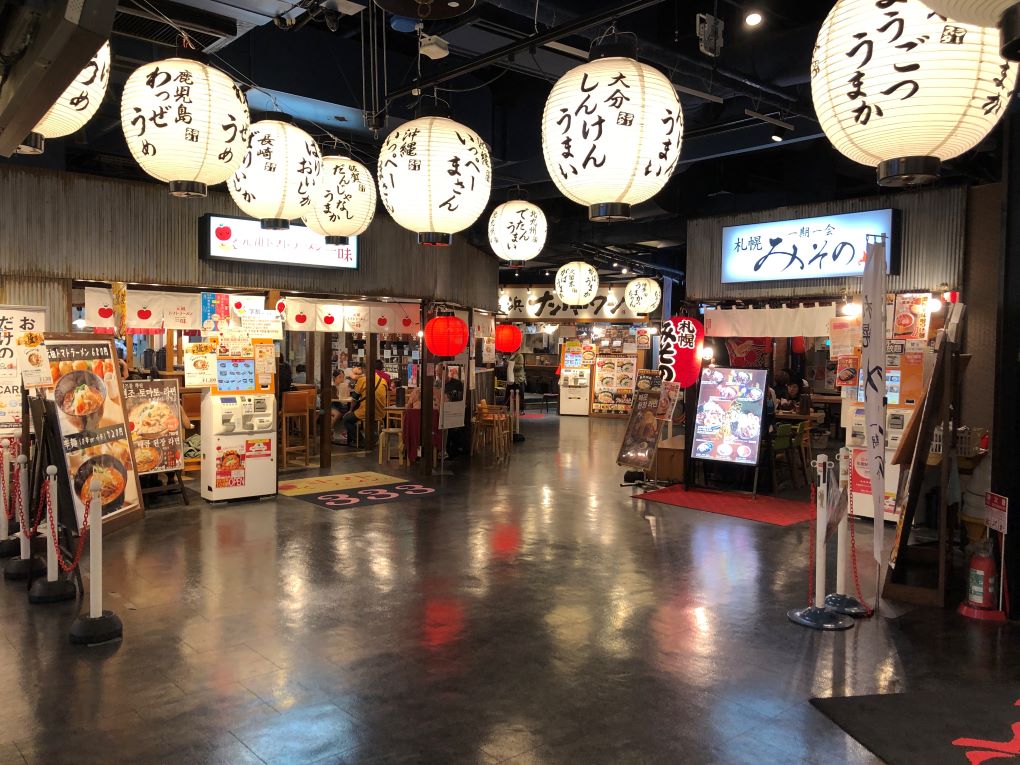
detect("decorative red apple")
[294,312,308,324]
[377,317,388,327]
[215,225,232,241]
[98,306,114,319]
[137,308,152,320]
[234,301,242,310]
[276,301,286,313]
[323,314,335,326]
[402,317,413,327]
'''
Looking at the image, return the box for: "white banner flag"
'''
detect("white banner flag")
[126,291,166,331]
[862,237,887,567]
[84,286,116,329]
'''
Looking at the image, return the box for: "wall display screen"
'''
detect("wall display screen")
[721,209,897,283]
[691,367,768,466]
[200,214,358,270]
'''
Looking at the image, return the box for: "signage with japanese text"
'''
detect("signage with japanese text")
[200,214,359,270]
[122,379,184,475]
[721,209,897,283]
[985,492,1008,535]
[617,370,664,470]
[659,316,704,388]
[0,305,46,433]
[692,367,767,466]
[498,286,651,321]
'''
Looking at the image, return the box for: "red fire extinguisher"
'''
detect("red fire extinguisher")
[967,539,998,610]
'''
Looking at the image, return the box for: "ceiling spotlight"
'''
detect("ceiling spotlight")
[771,125,794,142]
[745,11,763,27]
[622,267,629,274]
[544,270,550,276]
[612,261,619,267]
[515,270,520,277]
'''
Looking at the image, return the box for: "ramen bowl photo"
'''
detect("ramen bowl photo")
[74,454,128,513]
[54,370,107,427]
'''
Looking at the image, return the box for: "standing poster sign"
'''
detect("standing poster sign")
[691,367,768,465]
[617,370,663,470]
[862,236,888,570]
[43,336,142,526]
[123,379,184,475]
[0,305,46,436]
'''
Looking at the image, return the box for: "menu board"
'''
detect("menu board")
[617,370,663,470]
[122,379,184,475]
[43,337,141,525]
[655,381,684,423]
[0,305,46,435]
[892,293,929,340]
[216,359,256,392]
[184,340,217,387]
[592,354,638,415]
[835,354,860,387]
[692,367,768,466]
[239,308,283,340]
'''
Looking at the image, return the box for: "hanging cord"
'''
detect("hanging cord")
[847,486,875,616]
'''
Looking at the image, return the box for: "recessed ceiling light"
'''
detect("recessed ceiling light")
[612,261,618,267]
[771,131,783,142]
[745,11,763,27]
[622,267,629,274]
[448,1,460,6]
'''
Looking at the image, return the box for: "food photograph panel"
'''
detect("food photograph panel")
[122,379,185,475]
[691,367,767,466]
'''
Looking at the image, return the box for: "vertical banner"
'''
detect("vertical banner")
[162,293,203,331]
[315,303,345,332]
[122,379,184,474]
[0,305,46,435]
[862,236,887,568]
[125,291,166,332]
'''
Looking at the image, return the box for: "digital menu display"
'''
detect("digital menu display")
[216,359,256,392]
[692,367,768,466]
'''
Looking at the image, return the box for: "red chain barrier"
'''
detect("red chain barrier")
[0,453,8,521]
[4,459,16,522]
[808,484,816,605]
[847,488,875,617]
[45,480,89,574]
[14,464,27,535]
[29,480,48,537]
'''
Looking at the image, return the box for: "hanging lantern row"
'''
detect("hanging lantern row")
[555,261,600,306]
[302,155,377,244]
[812,0,1016,186]
[424,314,469,357]
[494,323,523,353]
[623,277,661,314]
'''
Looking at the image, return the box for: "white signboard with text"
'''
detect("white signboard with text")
[498,286,650,322]
[721,209,895,283]
[201,215,358,270]
[0,305,46,434]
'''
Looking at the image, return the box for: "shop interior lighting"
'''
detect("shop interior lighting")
[745,11,763,27]
[928,297,944,313]
[700,346,715,361]
[841,300,863,317]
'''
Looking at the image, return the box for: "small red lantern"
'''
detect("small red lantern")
[494,324,523,353]
[424,315,469,357]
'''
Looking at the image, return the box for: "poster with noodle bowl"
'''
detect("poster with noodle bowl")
[691,366,768,466]
[42,337,141,526]
[122,379,184,475]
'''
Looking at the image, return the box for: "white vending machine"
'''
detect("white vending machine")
[200,390,278,501]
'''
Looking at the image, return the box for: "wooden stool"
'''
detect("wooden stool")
[281,391,310,468]
[378,427,404,465]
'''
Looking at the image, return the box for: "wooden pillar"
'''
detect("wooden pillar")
[319,331,332,470]
[421,304,434,476]
[165,330,175,373]
[366,334,377,449]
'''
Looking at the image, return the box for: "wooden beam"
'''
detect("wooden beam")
[319,331,332,470]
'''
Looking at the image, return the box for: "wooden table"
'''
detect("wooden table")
[810,394,843,405]
[776,411,825,423]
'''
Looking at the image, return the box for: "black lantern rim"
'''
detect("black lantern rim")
[589,202,632,222]
[16,132,44,155]
[1001,3,1020,61]
[877,156,940,188]
[261,218,291,230]
[169,180,208,198]
[325,235,350,245]
[419,232,453,246]
[588,34,638,61]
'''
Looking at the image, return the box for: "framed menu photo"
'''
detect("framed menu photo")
[122,379,185,475]
[691,367,768,466]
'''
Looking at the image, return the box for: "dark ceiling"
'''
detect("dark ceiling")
[1,0,1011,289]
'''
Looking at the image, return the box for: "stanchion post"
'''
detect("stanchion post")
[28,466,75,604]
[4,454,42,580]
[825,448,869,617]
[70,482,122,644]
[0,440,17,558]
[787,453,854,631]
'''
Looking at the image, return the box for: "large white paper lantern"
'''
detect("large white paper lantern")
[229,118,321,229]
[555,261,600,306]
[487,200,547,261]
[120,56,250,197]
[19,40,111,155]
[541,47,683,222]
[921,1,1020,59]
[302,155,377,244]
[624,278,661,314]
[377,115,492,246]
[812,0,1016,186]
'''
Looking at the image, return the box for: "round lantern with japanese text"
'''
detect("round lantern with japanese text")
[494,324,523,353]
[377,115,492,246]
[623,278,661,314]
[424,315,469,357]
[229,117,321,229]
[302,155,377,244]
[488,200,547,261]
[555,261,600,306]
[120,56,250,197]
[921,1,1020,60]
[659,316,704,388]
[19,40,111,155]
[812,0,1016,186]
[541,45,683,221]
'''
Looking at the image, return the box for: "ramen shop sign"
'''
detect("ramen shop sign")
[199,214,358,270]
[659,316,704,388]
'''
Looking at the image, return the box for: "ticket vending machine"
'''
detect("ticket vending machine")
[200,391,277,501]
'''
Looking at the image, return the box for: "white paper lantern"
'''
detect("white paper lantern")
[624,278,661,314]
[377,115,492,246]
[487,200,548,261]
[555,261,600,306]
[19,40,111,155]
[229,118,321,229]
[302,155,377,244]
[541,52,683,222]
[812,0,1016,186]
[120,57,250,197]
[922,1,1020,59]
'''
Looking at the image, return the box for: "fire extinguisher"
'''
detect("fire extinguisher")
[966,539,998,610]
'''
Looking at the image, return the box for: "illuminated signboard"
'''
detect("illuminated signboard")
[199,214,358,270]
[721,209,898,284]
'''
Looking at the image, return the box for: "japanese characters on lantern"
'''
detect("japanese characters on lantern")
[658,316,704,388]
[377,116,492,246]
[21,40,111,155]
[623,278,662,314]
[541,53,683,221]
[488,200,548,261]
[229,119,321,229]
[302,155,377,244]
[120,57,250,197]
[555,262,600,306]
[811,0,1016,185]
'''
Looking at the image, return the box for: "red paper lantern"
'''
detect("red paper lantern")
[424,315,469,357]
[494,324,523,353]
[659,316,705,388]
[791,336,806,354]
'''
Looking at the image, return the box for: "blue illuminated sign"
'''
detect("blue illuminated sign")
[721,209,897,284]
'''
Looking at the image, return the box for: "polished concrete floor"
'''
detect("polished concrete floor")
[0,415,1015,764]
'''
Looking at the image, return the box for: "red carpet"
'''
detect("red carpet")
[634,485,813,526]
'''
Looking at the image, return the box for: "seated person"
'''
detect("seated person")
[778,380,803,411]
[341,367,387,447]
[330,364,362,437]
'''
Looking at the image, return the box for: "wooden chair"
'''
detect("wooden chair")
[280,391,310,468]
[770,423,799,490]
[378,424,404,466]
[472,402,511,462]
[794,421,814,486]
[303,388,319,456]
[181,391,202,477]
